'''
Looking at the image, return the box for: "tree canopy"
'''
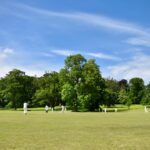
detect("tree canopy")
[0,54,149,110]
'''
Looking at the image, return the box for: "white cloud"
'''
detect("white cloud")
[107,53,150,84]
[0,47,45,77]
[126,37,150,47]
[0,48,14,60]
[0,47,17,77]
[0,65,13,77]
[51,49,76,56]
[0,47,63,78]
[87,52,121,61]
[3,48,14,54]
[49,49,120,61]
[0,65,44,78]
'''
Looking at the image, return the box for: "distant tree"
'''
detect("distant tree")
[118,89,132,109]
[103,78,119,106]
[4,69,28,109]
[118,79,128,91]
[141,94,150,105]
[105,78,119,93]
[23,76,38,107]
[0,78,7,108]
[34,71,60,109]
[141,83,150,105]
[0,70,37,109]
[129,77,145,104]
[102,89,117,107]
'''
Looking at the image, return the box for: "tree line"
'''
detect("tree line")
[0,54,150,111]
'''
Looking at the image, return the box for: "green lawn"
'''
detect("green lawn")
[0,108,150,150]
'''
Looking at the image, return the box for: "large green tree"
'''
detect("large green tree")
[0,70,37,109]
[4,69,28,109]
[59,54,86,111]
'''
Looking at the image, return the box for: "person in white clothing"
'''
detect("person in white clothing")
[45,105,49,113]
[23,102,28,115]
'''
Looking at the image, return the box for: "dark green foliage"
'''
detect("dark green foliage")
[3,69,37,109]
[78,59,105,111]
[59,54,86,111]
[119,79,128,91]
[5,69,27,109]
[141,83,150,105]
[118,89,132,109]
[0,78,7,107]
[129,77,145,104]
[0,54,149,110]
[34,71,60,109]
[141,94,150,105]
[105,78,120,93]
[102,89,117,107]
[60,56,105,111]
[103,78,119,107]
[61,83,76,107]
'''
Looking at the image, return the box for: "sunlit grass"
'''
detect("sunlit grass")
[0,107,150,150]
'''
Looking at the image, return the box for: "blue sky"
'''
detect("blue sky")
[0,0,150,83]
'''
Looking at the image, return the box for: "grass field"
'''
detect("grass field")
[0,107,150,150]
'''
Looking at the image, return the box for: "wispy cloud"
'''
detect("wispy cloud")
[9,3,150,49]
[51,49,76,56]
[107,53,150,84]
[43,49,120,61]
[11,3,150,37]
[126,37,150,47]
[87,52,121,61]
[41,52,54,57]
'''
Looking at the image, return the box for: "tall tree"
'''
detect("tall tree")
[59,54,86,111]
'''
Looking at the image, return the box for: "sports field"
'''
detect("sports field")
[0,108,150,150]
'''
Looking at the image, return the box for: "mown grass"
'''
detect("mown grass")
[0,107,150,150]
